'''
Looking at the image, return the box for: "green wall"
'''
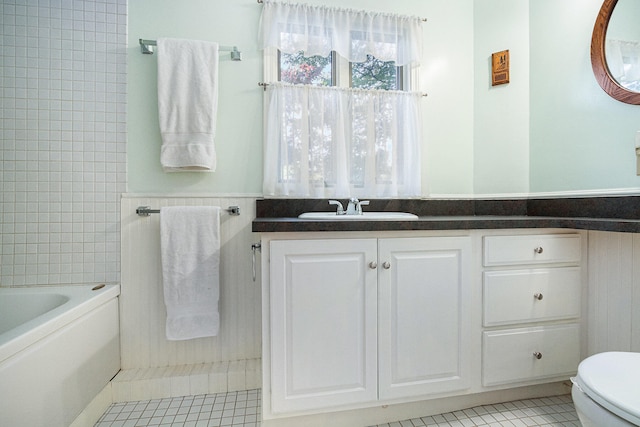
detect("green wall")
[529,0,640,194]
[128,0,640,197]
[127,0,475,196]
[128,0,264,194]
[473,0,530,196]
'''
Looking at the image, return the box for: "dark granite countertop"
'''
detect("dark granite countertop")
[252,215,640,233]
[252,197,640,233]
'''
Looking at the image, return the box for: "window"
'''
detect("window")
[260,0,423,198]
[279,51,402,91]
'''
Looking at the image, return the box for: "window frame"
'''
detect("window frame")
[265,47,419,92]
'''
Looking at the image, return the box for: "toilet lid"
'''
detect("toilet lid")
[576,352,640,426]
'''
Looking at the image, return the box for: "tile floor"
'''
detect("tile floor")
[371,395,580,427]
[95,390,580,427]
[95,390,261,427]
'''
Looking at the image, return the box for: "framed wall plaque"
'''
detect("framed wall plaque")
[492,50,510,86]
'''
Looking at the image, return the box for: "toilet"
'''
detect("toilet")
[571,352,640,426]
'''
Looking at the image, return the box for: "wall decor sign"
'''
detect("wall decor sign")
[492,50,510,86]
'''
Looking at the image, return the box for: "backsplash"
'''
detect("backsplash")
[254,198,526,217]
[255,196,640,219]
[0,0,127,286]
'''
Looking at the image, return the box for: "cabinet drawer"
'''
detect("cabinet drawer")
[482,324,580,387]
[483,267,581,326]
[483,234,581,267]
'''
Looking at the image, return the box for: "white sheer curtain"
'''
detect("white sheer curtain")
[259,0,423,67]
[263,83,422,198]
[260,0,423,198]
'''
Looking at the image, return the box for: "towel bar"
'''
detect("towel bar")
[136,206,240,217]
[138,39,242,61]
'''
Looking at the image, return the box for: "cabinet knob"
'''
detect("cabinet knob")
[534,293,544,300]
[533,351,543,360]
[369,261,377,269]
[534,247,544,254]
[382,262,391,269]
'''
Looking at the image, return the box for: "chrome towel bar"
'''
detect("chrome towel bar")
[138,39,242,61]
[136,206,240,217]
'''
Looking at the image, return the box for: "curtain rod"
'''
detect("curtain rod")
[138,39,242,61]
[258,82,427,97]
[255,0,427,22]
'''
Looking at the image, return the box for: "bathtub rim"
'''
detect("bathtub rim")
[0,283,120,364]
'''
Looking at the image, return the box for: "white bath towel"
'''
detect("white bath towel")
[157,38,219,172]
[160,206,221,340]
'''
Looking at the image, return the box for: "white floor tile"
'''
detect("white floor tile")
[95,390,578,427]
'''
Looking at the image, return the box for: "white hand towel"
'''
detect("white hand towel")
[160,206,221,340]
[157,38,219,172]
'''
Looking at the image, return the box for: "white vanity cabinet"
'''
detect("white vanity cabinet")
[267,235,471,414]
[481,234,582,387]
[261,230,585,425]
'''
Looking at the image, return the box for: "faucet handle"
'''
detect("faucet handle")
[328,200,345,215]
[356,200,369,214]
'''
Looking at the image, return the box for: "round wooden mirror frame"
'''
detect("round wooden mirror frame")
[591,0,640,104]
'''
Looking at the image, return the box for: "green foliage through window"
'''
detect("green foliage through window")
[351,55,400,90]
[279,51,401,90]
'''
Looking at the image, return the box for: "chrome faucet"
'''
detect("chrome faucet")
[328,200,345,215]
[329,197,369,215]
[328,198,370,215]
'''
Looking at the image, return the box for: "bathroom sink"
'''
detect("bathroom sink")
[298,212,418,220]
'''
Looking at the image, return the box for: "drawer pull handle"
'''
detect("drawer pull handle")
[369,262,377,269]
[534,293,544,300]
[382,262,391,270]
[533,351,543,360]
[534,247,544,254]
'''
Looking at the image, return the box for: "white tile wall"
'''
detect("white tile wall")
[0,0,127,286]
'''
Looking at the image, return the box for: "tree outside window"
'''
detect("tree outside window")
[280,51,401,91]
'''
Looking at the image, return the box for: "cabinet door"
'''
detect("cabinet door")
[269,239,378,413]
[378,237,472,400]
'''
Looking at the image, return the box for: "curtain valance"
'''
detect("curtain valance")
[259,0,423,66]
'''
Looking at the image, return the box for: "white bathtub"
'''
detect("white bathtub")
[0,284,121,427]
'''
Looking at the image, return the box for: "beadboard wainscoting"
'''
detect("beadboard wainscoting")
[587,230,640,355]
[118,196,261,401]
